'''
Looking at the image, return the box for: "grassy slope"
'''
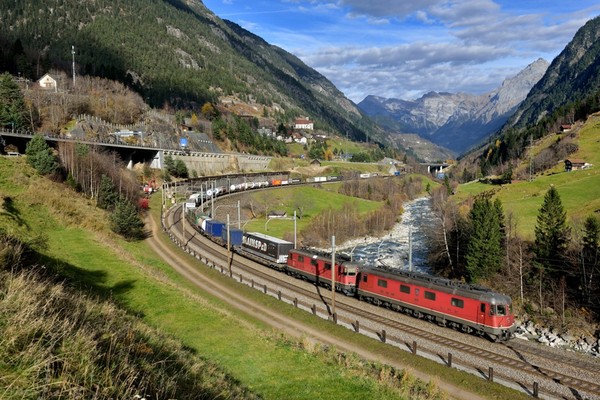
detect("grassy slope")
[242,185,381,237]
[0,158,408,399]
[0,157,528,400]
[455,114,600,239]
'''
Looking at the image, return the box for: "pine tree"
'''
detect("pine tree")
[97,175,119,210]
[534,186,571,278]
[25,134,59,175]
[465,194,503,282]
[110,199,145,240]
[581,215,600,306]
[0,72,27,130]
[174,159,188,178]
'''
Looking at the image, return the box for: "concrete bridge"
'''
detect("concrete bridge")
[0,128,271,175]
[420,162,450,176]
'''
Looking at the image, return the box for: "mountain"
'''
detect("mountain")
[505,16,600,131]
[358,59,549,154]
[467,15,600,175]
[0,0,386,146]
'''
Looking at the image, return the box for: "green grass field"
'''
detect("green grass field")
[242,185,382,238]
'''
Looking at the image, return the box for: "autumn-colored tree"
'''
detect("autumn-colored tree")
[190,113,199,127]
[201,102,217,120]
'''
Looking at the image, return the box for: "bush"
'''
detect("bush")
[110,199,145,239]
[25,134,59,175]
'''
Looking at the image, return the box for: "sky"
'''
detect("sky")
[201,1,600,103]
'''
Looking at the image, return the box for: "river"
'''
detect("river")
[336,197,435,274]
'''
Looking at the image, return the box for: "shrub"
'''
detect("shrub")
[25,134,59,175]
[110,199,145,240]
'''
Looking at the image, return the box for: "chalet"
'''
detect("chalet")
[560,124,572,132]
[564,158,587,171]
[310,159,322,167]
[294,117,314,130]
[37,74,57,91]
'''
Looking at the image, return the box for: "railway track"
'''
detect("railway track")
[164,204,600,400]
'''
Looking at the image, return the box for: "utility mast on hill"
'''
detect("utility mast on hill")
[71,45,76,87]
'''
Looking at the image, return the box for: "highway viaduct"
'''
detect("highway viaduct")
[0,129,271,175]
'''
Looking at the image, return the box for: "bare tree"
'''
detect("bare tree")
[429,186,455,272]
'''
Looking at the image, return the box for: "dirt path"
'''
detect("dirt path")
[145,213,485,400]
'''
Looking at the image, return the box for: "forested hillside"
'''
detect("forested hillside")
[0,0,384,144]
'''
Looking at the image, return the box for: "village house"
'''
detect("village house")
[292,132,307,144]
[36,73,57,91]
[564,158,588,171]
[294,117,314,130]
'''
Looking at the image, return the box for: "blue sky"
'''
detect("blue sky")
[202,0,600,103]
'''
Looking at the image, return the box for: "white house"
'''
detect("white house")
[37,74,57,91]
[294,117,314,130]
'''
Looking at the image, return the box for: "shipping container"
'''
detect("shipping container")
[242,232,294,264]
[205,219,225,238]
[221,228,243,247]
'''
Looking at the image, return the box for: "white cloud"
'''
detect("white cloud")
[207,0,600,102]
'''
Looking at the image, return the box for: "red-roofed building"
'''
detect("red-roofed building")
[560,124,572,132]
[294,117,314,130]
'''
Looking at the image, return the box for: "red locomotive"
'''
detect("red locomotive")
[356,266,515,341]
[286,249,360,296]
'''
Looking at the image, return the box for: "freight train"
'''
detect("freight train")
[191,216,515,341]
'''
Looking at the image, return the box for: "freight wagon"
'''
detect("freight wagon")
[240,232,294,268]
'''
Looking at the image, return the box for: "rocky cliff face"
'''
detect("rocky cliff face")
[359,58,549,154]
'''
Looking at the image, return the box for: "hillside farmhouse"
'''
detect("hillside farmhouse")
[36,74,57,91]
[564,158,589,171]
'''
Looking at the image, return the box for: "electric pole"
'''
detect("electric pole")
[331,235,336,319]
[71,45,76,88]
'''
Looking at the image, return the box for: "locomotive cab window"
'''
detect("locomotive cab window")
[377,279,387,288]
[362,275,368,283]
[324,263,331,270]
[424,291,436,300]
[400,285,410,294]
[451,298,464,308]
[480,303,486,313]
[297,255,304,262]
[492,305,507,316]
